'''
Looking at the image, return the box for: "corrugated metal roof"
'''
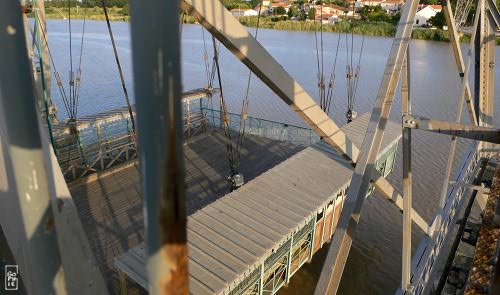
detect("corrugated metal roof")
[114,113,402,294]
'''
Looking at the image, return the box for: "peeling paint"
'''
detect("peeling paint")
[6,25,16,35]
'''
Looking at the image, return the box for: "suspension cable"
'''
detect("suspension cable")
[313,5,323,109]
[320,1,325,110]
[345,2,364,124]
[30,15,72,119]
[201,28,211,89]
[211,36,237,180]
[351,35,365,112]
[68,0,75,119]
[101,0,136,134]
[74,1,87,119]
[324,32,342,115]
[33,0,57,152]
[234,1,263,169]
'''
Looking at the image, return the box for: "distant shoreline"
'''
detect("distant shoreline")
[36,8,499,45]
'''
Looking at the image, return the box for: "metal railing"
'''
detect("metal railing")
[204,108,320,146]
[56,103,321,181]
[397,142,483,295]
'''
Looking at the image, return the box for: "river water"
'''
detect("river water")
[45,20,500,294]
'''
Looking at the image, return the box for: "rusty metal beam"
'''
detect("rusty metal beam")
[129,0,189,293]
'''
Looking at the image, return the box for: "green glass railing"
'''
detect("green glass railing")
[203,108,321,146]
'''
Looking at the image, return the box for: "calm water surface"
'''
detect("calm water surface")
[46,20,500,295]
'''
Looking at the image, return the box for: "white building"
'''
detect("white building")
[230,8,259,17]
[414,5,442,26]
[380,0,404,13]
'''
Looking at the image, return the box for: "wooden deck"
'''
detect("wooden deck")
[69,130,305,293]
[110,114,401,295]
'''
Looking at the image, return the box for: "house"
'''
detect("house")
[315,4,351,21]
[230,8,259,17]
[253,4,272,16]
[355,0,404,12]
[414,5,441,26]
[380,0,404,13]
[356,0,384,8]
[268,2,291,14]
[418,4,442,12]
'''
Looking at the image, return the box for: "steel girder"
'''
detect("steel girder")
[403,115,500,143]
[314,0,420,292]
[181,0,428,235]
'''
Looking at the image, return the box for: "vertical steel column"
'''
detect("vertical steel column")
[436,0,482,225]
[259,263,265,295]
[286,236,293,284]
[401,47,412,291]
[129,0,189,294]
[475,0,494,129]
[314,0,419,293]
[0,1,66,294]
[443,0,477,125]
[309,220,316,261]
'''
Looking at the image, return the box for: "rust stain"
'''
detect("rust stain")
[464,162,500,294]
[156,93,188,294]
[160,243,189,295]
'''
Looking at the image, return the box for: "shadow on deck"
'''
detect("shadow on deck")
[68,130,305,294]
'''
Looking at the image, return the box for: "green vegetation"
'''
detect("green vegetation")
[239,16,500,45]
[239,16,395,36]
[44,0,128,8]
[308,8,316,20]
[274,6,287,15]
[37,6,129,21]
[428,11,445,28]
[36,5,500,45]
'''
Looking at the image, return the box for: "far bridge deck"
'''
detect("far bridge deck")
[69,113,401,294]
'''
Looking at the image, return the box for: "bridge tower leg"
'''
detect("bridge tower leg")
[474,0,495,133]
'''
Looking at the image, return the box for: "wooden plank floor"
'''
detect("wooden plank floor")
[69,130,305,294]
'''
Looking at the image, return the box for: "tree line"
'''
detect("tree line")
[44,0,128,8]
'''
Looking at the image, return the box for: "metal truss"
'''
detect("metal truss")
[1,0,498,293]
[182,0,428,237]
[402,115,500,143]
[455,0,474,31]
[314,0,499,293]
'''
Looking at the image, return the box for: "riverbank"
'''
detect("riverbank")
[37,8,499,45]
[235,16,499,45]
[36,6,129,21]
